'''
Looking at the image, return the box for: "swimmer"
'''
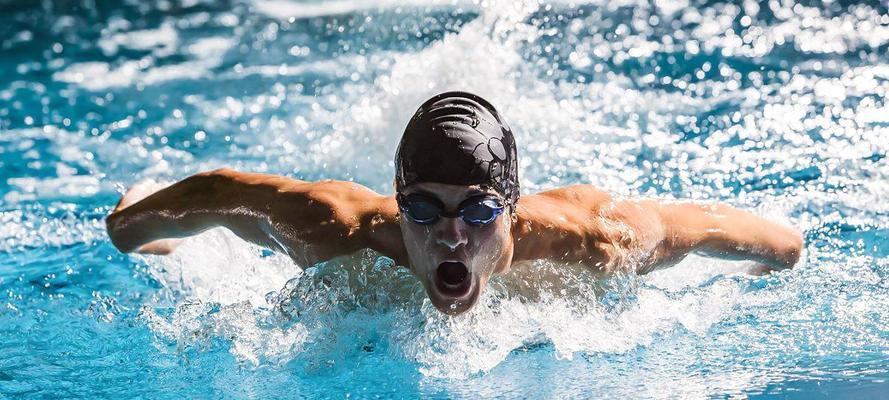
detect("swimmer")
[106,91,804,315]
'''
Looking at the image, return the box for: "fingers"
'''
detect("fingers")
[745,263,775,276]
[135,238,184,255]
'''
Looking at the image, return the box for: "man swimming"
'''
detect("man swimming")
[106,91,804,315]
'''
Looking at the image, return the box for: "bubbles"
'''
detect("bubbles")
[2,0,889,397]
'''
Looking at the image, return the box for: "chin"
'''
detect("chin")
[429,285,481,315]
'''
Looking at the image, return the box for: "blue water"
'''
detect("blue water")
[1,0,888,398]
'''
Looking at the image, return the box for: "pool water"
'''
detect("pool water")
[1,0,888,398]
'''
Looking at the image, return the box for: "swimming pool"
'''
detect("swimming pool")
[1,0,887,397]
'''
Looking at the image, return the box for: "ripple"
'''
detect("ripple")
[1,0,887,397]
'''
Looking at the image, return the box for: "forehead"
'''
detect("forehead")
[402,182,499,205]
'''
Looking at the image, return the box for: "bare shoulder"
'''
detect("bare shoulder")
[204,168,402,263]
[512,184,626,269]
[512,184,667,272]
[522,184,613,211]
[273,178,402,264]
[300,179,388,204]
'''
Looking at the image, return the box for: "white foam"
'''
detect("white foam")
[252,0,464,19]
[140,229,300,305]
[270,0,674,194]
[142,225,753,378]
[136,229,311,365]
[54,34,234,90]
[142,300,310,365]
[98,22,179,57]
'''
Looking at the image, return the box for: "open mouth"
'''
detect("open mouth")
[434,261,472,297]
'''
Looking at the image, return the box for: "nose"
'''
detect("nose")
[435,216,468,251]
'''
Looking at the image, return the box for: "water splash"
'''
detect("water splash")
[1,0,888,396]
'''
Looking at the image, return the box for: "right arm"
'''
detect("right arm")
[106,169,407,265]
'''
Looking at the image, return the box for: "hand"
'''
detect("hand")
[134,238,184,255]
[745,263,776,276]
[111,179,184,255]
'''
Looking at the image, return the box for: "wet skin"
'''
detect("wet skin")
[398,183,513,314]
[106,168,804,315]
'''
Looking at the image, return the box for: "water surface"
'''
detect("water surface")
[1,0,888,398]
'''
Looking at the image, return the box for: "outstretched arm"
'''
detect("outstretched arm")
[106,169,406,265]
[649,201,804,273]
[512,185,803,275]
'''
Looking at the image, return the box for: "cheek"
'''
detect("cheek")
[400,222,434,267]
[469,222,510,264]
[401,221,429,245]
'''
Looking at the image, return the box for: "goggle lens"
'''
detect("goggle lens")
[398,194,504,226]
[461,199,501,224]
[405,200,439,223]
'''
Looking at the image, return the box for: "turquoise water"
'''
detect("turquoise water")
[1,0,888,398]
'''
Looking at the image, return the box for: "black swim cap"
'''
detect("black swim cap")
[394,91,520,209]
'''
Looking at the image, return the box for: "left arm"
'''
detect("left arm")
[512,185,803,274]
[633,200,804,273]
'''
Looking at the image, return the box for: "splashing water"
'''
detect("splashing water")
[1,0,887,397]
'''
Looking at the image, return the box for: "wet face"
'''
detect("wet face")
[398,182,514,315]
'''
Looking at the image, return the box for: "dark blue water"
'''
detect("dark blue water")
[1,0,887,398]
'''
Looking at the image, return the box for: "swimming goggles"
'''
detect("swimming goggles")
[396,193,505,226]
